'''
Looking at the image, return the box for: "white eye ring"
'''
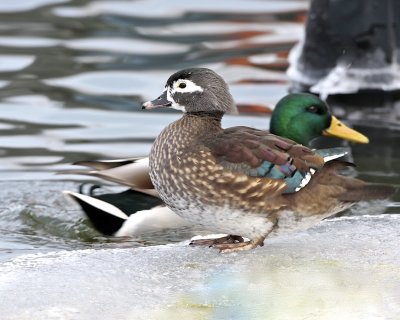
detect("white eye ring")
[172,79,204,94]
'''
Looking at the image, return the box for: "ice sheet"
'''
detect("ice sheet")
[0,214,399,319]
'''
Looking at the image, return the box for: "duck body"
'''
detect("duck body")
[148,110,366,241]
[149,113,279,239]
[148,112,276,239]
[144,67,394,252]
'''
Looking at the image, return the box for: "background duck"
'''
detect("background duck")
[142,67,393,252]
[64,92,370,237]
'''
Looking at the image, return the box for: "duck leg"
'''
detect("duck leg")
[213,236,265,253]
[189,234,244,247]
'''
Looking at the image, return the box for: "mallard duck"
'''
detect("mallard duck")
[65,86,370,238]
[141,67,393,253]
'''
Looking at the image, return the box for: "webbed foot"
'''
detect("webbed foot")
[189,234,244,247]
[213,236,265,253]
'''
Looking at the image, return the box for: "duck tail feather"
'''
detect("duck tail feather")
[64,190,127,235]
[339,184,396,202]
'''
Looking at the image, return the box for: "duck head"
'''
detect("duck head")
[270,93,369,145]
[142,68,236,114]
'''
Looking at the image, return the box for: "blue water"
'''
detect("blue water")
[0,0,398,263]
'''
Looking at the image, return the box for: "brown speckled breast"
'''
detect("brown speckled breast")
[149,113,290,236]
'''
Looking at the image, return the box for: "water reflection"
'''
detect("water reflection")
[0,0,69,13]
[0,55,35,72]
[53,1,308,18]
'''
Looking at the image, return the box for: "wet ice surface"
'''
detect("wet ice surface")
[1,179,398,319]
[0,180,399,319]
[1,214,400,319]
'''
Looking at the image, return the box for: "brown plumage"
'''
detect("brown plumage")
[143,68,394,253]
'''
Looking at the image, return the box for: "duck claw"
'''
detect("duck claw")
[189,234,244,247]
[214,237,265,253]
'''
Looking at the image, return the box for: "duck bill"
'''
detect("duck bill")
[142,90,172,110]
[323,116,369,144]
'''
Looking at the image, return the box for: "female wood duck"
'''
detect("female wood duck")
[65,81,372,239]
[140,67,393,253]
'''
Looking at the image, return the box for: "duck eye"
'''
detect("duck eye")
[178,82,186,89]
[307,105,320,114]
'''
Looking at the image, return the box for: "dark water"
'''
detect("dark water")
[0,0,398,262]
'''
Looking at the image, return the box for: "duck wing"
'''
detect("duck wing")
[202,126,326,194]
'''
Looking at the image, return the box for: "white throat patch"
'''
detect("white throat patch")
[166,88,186,112]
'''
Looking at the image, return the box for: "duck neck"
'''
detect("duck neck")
[183,111,223,135]
[174,111,221,140]
[151,111,224,166]
[186,111,224,121]
[158,111,223,151]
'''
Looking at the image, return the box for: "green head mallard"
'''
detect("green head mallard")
[270,93,369,146]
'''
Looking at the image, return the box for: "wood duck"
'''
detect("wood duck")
[140,67,393,253]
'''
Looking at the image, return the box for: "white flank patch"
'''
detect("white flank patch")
[295,151,346,192]
[323,152,348,162]
[295,172,313,192]
[63,191,129,220]
[115,206,190,236]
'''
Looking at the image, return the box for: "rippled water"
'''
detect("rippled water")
[0,0,399,264]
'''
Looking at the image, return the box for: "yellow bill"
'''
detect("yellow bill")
[323,116,369,144]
